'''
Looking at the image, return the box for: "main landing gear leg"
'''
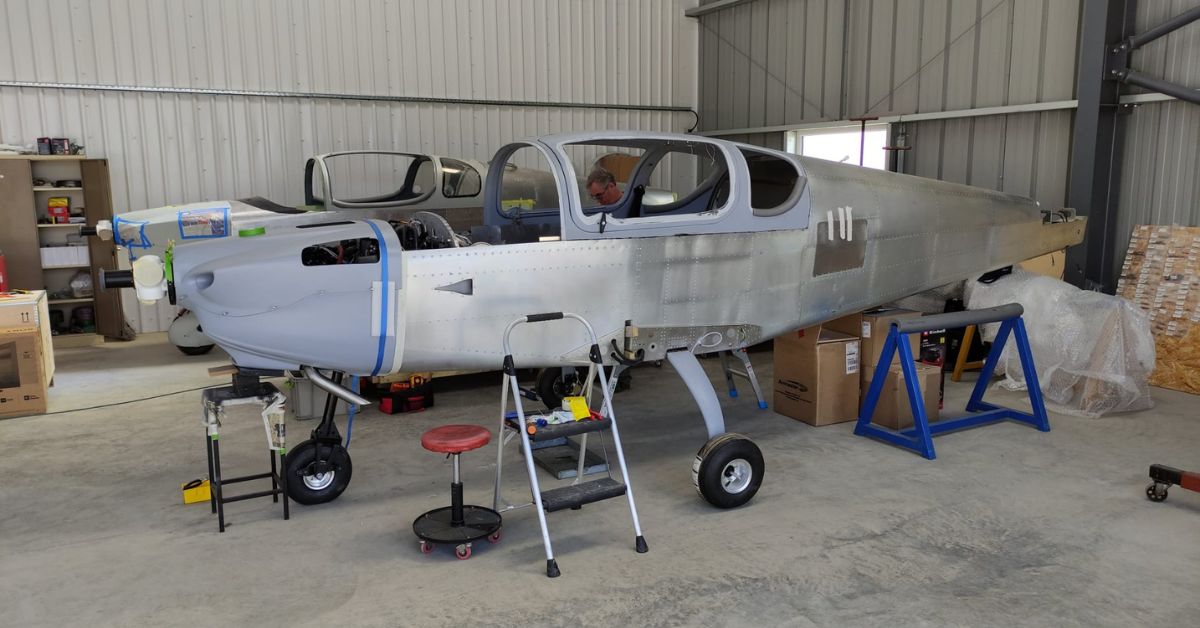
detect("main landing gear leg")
[666,351,764,509]
[285,370,354,505]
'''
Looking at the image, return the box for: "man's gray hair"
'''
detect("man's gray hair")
[586,167,616,188]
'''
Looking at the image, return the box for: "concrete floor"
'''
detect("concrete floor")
[2,334,1198,627]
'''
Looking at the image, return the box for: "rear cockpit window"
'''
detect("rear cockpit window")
[302,238,380,266]
[740,149,804,216]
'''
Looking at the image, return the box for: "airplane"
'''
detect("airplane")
[95,151,490,354]
[106,130,1086,509]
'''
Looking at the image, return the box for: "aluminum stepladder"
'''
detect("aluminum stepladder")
[492,312,647,578]
[720,348,769,409]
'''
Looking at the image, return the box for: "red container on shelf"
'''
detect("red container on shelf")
[0,249,8,292]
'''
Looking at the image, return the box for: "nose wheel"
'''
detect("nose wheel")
[284,440,353,505]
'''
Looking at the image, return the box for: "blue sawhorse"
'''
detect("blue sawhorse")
[854,303,1049,460]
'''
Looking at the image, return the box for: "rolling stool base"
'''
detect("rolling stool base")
[413,505,503,544]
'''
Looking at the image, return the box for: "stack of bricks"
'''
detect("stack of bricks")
[1117,225,1200,394]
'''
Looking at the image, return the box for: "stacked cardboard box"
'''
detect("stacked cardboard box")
[0,291,55,418]
[1117,225,1200,394]
[828,308,941,427]
[773,325,860,426]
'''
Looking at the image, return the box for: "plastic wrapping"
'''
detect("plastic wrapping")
[964,269,1156,417]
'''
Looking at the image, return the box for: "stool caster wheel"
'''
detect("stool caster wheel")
[419,540,434,554]
[487,529,502,544]
[1146,483,1169,502]
[455,544,472,560]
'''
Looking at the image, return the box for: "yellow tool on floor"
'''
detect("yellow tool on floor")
[181,479,211,504]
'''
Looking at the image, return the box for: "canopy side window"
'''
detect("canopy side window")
[480,144,563,244]
[740,149,806,217]
[304,152,436,209]
[564,139,731,225]
[441,158,482,198]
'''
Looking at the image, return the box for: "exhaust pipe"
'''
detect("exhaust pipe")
[301,366,370,407]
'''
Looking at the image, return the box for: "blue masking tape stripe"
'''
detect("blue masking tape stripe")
[366,221,389,376]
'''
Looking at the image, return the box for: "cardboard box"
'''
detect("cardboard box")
[1020,249,1066,279]
[918,329,947,409]
[861,364,941,430]
[826,308,922,369]
[0,332,50,418]
[773,326,860,426]
[0,292,54,419]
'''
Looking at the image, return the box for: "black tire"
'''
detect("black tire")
[1146,483,1169,502]
[692,433,764,509]
[177,344,215,356]
[535,367,585,410]
[285,440,353,505]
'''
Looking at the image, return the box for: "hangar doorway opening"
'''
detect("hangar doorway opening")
[785,125,889,170]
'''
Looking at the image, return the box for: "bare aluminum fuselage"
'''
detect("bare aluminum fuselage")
[171,134,1084,376]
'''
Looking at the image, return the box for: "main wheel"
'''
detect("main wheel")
[285,440,353,505]
[536,367,586,410]
[692,433,764,509]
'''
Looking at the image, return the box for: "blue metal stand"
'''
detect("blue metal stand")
[853,304,1049,460]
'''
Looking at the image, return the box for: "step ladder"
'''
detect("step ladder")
[492,312,647,578]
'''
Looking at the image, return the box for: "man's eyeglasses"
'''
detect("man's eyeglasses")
[589,182,615,201]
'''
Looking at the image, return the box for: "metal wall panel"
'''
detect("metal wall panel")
[0,0,700,332]
[1109,0,1200,280]
[901,109,1073,210]
[698,0,1080,128]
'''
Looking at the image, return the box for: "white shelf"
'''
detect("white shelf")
[42,264,90,270]
[0,154,87,161]
[33,186,83,192]
[49,297,93,305]
[38,223,86,228]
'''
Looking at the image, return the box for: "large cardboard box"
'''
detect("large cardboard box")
[826,308,922,369]
[0,332,50,418]
[773,326,860,426]
[861,364,941,430]
[0,291,54,419]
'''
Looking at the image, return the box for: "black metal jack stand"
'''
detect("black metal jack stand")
[202,378,290,532]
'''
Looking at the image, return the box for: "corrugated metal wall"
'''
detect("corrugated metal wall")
[697,0,1081,210]
[0,0,699,332]
[699,0,1200,288]
[1113,0,1200,280]
[697,0,1079,129]
[901,110,1074,207]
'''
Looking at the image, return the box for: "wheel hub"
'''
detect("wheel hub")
[302,467,335,490]
[721,458,753,493]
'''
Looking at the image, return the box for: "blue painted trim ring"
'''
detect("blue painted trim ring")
[366,221,389,376]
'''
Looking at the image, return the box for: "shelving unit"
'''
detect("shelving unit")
[0,154,124,348]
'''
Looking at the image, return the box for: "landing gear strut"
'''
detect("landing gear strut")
[285,370,354,505]
[667,350,766,509]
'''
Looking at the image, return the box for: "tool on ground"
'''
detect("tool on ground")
[1146,464,1200,503]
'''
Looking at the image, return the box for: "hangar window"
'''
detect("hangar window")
[740,149,805,215]
[301,237,380,266]
[441,158,481,198]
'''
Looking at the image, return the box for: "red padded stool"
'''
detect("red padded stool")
[412,425,503,559]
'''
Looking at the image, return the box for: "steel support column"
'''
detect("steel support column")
[1066,0,1137,292]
